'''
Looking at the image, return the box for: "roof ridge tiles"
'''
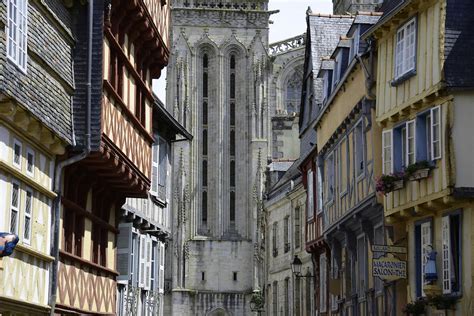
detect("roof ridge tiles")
[308,12,354,18]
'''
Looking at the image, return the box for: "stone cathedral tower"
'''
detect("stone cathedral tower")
[166,1,274,315]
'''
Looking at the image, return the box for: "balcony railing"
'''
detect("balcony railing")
[173,0,268,10]
[270,34,306,55]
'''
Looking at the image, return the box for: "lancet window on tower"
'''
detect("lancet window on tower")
[202,53,209,227]
[229,54,236,226]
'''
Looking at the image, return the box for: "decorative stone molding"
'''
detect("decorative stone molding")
[269,33,306,56]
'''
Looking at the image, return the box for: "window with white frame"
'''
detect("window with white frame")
[316,165,323,214]
[350,26,360,60]
[151,136,169,201]
[284,216,290,253]
[415,220,432,297]
[332,52,342,88]
[294,206,301,249]
[272,221,278,257]
[395,17,417,79]
[159,243,165,292]
[6,0,28,71]
[139,235,146,288]
[326,153,335,202]
[354,121,365,177]
[406,120,416,166]
[382,130,393,174]
[441,212,461,294]
[151,240,157,291]
[23,188,33,243]
[10,181,20,234]
[150,142,159,195]
[13,139,22,168]
[320,253,327,313]
[26,147,34,177]
[430,106,441,160]
[339,138,348,193]
[322,71,329,103]
[383,106,441,175]
[307,169,314,220]
[130,232,138,285]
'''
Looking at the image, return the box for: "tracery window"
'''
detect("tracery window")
[285,67,303,113]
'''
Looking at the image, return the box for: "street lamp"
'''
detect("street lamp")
[291,255,303,276]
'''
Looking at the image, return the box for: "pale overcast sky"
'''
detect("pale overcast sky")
[152,0,333,102]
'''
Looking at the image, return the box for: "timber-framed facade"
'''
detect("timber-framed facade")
[55,0,170,314]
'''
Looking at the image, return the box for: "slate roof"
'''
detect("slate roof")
[267,159,302,200]
[444,0,474,89]
[298,13,353,163]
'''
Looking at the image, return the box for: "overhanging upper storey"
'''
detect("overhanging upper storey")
[108,0,170,76]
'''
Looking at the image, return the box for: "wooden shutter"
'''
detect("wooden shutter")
[158,138,168,201]
[150,142,159,196]
[139,234,146,288]
[145,237,152,290]
[442,216,452,294]
[420,221,432,296]
[382,130,393,174]
[117,223,133,284]
[159,243,165,293]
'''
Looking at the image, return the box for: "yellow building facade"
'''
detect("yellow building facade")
[369,0,474,313]
[0,103,68,314]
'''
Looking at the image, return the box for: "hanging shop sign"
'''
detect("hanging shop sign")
[371,244,407,254]
[372,256,407,281]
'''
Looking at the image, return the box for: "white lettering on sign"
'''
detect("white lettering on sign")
[373,256,407,281]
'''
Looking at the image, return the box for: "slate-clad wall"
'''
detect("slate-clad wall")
[70,0,104,150]
[0,0,74,144]
[444,0,474,89]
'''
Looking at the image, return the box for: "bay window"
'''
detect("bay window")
[307,169,314,220]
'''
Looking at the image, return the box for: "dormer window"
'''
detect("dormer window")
[394,17,417,80]
[332,52,343,88]
[350,26,360,60]
[322,71,330,104]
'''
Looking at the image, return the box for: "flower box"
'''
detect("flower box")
[393,179,404,191]
[408,168,430,181]
[376,173,405,195]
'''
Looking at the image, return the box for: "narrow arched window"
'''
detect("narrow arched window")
[202,191,208,223]
[230,160,235,187]
[203,160,208,187]
[230,191,235,222]
[202,53,210,228]
[230,130,235,156]
[203,72,208,98]
[203,129,208,156]
[230,103,235,126]
[229,54,237,226]
[203,101,208,125]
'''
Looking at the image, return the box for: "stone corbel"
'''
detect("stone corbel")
[0,98,17,117]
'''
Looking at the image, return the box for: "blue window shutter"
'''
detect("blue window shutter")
[393,128,403,172]
[415,225,422,297]
[416,115,428,161]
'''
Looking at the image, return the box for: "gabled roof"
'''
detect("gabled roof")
[153,95,193,141]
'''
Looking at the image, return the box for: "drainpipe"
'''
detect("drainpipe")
[49,0,93,314]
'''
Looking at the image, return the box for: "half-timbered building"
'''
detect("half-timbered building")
[116,96,191,316]
[53,0,170,314]
[0,0,73,313]
[366,0,474,314]
[298,11,353,315]
[314,13,383,315]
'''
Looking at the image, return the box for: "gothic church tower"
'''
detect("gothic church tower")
[166,1,273,315]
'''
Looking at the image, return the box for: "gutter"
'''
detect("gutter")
[49,1,94,314]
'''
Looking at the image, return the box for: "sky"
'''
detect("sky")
[152,0,333,101]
